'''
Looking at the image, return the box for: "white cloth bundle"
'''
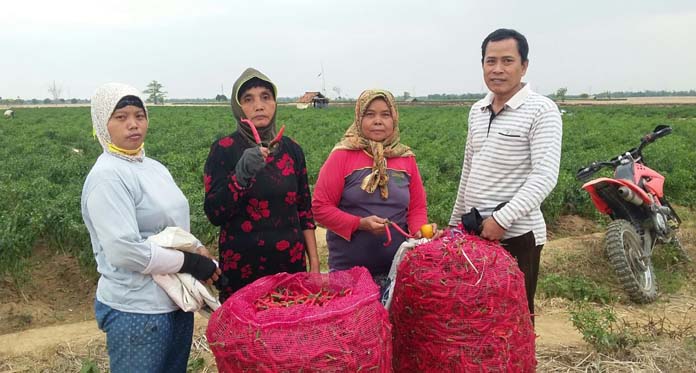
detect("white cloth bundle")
[147,227,221,317]
[382,238,429,310]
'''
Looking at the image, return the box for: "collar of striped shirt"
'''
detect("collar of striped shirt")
[479,82,532,112]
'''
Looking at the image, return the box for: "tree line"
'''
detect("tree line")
[3,83,695,106]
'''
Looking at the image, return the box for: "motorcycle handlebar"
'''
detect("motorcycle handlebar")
[575,161,617,181]
[576,125,673,182]
[642,124,672,144]
[575,165,596,181]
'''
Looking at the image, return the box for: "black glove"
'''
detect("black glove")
[214,273,229,291]
[461,202,508,236]
[179,252,217,282]
[235,147,266,187]
[461,208,483,235]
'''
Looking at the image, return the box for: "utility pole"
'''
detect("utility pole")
[320,63,326,95]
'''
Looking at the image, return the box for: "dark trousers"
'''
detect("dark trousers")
[500,231,543,323]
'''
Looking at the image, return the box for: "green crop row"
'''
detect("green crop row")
[1,105,695,277]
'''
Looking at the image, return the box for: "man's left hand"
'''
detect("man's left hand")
[480,217,505,241]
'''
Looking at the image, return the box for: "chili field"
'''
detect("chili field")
[1,104,695,277]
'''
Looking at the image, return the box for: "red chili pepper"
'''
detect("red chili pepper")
[383,220,414,246]
[241,118,262,145]
[383,222,393,247]
[254,286,353,310]
[389,221,414,239]
[268,124,285,149]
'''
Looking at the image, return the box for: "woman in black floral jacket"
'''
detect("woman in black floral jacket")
[204,67,319,302]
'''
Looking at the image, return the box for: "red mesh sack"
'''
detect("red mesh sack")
[391,230,536,372]
[206,266,392,372]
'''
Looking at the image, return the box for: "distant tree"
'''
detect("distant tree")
[70,98,79,104]
[596,91,612,99]
[48,80,62,103]
[579,93,589,99]
[215,94,228,102]
[31,98,39,105]
[43,98,52,104]
[555,87,568,102]
[403,91,411,99]
[144,80,167,104]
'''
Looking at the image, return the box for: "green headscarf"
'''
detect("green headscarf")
[230,67,279,146]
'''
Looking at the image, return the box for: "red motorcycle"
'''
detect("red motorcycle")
[576,125,686,303]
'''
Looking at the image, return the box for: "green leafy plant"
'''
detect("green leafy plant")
[2,105,696,278]
[540,274,615,304]
[651,241,692,294]
[79,359,100,373]
[569,301,638,354]
[187,356,206,372]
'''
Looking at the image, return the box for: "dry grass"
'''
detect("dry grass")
[4,333,694,373]
[0,334,215,373]
[0,338,108,373]
[537,339,696,372]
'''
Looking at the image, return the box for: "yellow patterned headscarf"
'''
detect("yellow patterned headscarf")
[332,89,414,199]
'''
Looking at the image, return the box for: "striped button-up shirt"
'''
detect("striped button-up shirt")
[449,83,562,245]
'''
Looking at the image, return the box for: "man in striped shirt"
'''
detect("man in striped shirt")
[449,28,563,319]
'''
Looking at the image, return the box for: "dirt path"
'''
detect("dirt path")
[0,308,585,358]
[0,320,102,357]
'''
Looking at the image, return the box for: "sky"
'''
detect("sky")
[2,0,695,99]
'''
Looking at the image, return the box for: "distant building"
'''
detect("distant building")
[297,91,329,109]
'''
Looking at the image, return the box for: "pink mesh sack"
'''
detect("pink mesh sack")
[391,230,536,372]
[207,266,392,372]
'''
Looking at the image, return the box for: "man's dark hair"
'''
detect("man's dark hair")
[238,77,276,101]
[481,28,529,63]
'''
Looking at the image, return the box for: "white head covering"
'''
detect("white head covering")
[91,82,148,162]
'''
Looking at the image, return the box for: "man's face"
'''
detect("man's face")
[239,86,276,128]
[483,38,528,100]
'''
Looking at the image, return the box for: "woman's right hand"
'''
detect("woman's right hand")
[235,147,268,187]
[359,215,389,235]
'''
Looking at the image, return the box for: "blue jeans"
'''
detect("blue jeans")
[95,300,194,373]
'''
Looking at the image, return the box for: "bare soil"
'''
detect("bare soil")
[1,218,694,372]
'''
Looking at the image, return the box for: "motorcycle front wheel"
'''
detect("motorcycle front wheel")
[605,219,658,303]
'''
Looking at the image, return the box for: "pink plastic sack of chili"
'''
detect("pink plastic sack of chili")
[206,266,392,372]
[390,229,536,372]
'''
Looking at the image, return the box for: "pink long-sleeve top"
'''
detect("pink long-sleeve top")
[312,149,427,275]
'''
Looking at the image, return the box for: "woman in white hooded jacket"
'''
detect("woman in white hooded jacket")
[81,83,220,372]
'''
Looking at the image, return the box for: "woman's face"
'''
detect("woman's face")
[360,98,394,142]
[240,86,276,128]
[107,105,148,150]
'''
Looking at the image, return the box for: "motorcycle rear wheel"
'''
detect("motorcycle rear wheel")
[605,219,658,303]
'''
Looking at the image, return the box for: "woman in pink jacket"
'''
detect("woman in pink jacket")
[313,89,439,292]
